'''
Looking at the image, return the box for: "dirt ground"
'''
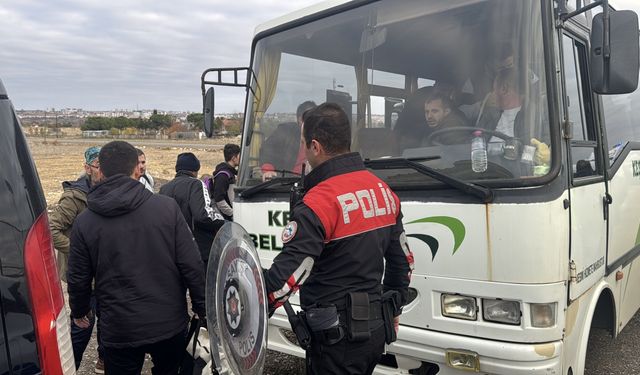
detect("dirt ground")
[28,137,232,206]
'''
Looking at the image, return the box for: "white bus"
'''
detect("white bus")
[202,0,640,373]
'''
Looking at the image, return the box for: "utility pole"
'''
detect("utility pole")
[43,110,47,143]
[54,108,59,138]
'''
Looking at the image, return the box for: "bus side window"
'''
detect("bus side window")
[562,34,601,180]
[600,76,640,165]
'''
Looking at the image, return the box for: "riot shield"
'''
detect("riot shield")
[206,222,267,375]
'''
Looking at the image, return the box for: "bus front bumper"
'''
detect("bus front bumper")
[268,311,563,375]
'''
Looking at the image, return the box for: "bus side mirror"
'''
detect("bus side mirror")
[590,10,639,94]
[203,87,215,138]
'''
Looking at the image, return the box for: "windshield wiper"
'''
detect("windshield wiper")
[364,157,494,203]
[239,177,299,198]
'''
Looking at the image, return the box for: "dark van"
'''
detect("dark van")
[0,79,75,374]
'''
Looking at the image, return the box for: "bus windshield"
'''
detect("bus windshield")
[239,0,551,190]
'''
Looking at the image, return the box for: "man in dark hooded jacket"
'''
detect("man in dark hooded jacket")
[160,152,224,269]
[211,143,240,220]
[68,141,206,375]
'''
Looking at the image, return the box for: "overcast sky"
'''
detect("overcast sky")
[1,0,638,112]
[0,0,318,112]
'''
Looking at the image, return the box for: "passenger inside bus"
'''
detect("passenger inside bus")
[475,67,550,167]
[394,86,436,149]
[259,100,316,180]
[421,93,468,145]
[394,82,468,149]
[478,68,523,139]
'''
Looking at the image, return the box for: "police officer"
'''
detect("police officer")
[264,103,414,374]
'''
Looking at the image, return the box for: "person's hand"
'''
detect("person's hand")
[531,138,551,165]
[193,312,206,320]
[262,171,277,182]
[73,315,91,329]
[485,91,498,107]
[394,315,400,335]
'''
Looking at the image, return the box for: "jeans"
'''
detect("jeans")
[103,331,186,375]
[71,295,104,369]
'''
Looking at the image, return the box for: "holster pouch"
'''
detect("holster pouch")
[382,290,402,344]
[284,302,311,350]
[346,292,370,342]
[306,305,343,345]
[306,306,339,332]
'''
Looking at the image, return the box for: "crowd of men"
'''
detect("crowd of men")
[49,142,239,374]
[50,103,414,375]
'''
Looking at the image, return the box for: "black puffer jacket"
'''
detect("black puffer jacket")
[211,162,237,220]
[159,171,224,264]
[68,174,206,348]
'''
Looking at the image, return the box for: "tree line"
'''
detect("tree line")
[81,113,175,131]
[80,112,231,133]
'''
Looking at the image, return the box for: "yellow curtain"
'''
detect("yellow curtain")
[249,47,281,165]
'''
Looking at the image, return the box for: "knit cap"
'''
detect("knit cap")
[84,146,100,164]
[175,152,200,172]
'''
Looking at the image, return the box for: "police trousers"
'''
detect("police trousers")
[305,319,385,375]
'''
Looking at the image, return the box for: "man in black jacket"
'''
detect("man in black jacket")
[420,92,469,145]
[211,144,240,220]
[264,103,413,374]
[68,141,206,375]
[160,152,224,269]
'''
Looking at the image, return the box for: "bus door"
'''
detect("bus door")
[561,31,608,301]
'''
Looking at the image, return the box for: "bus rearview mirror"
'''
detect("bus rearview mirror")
[203,87,215,138]
[590,10,640,94]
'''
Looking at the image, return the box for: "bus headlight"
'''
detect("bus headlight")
[482,299,521,325]
[441,294,477,320]
[446,349,480,372]
[531,303,557,328]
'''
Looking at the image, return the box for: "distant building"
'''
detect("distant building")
[82,130,109,138]
[169,131,200,140]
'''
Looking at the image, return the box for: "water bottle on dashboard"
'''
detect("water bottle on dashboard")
[471,130,488,173]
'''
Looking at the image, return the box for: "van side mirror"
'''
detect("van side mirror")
[203,87,215,138]
[590,10,640,94]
